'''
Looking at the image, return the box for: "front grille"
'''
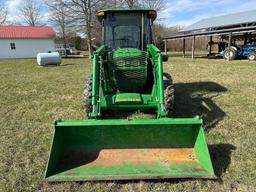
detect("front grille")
[115,70,146,81]
[114,70,147,92]
[112,51,148,92]
[113,51,147,68]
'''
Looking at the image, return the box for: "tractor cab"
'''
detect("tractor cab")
[96,10,157,94]
[98,9,156,50]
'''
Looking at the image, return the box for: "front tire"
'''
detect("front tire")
[163,73,175,117]
[223,48,237,60]
[84,75,93,115]
[248,53,256,61]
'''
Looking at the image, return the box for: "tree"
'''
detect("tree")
[153,24,179,50]
[138,0,166,11]
[0,3,8,25]
[118,0,166,10]
[124,0,138,8]
[18,0,42,26]
[46,0,72,56]
[100,0,119,9]
[67,0,103,58]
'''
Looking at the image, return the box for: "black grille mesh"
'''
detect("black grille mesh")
[112,52,147,92]
[113,51,147,68]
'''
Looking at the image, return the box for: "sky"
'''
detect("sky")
[1,0,256,27]
[158,0,256,26]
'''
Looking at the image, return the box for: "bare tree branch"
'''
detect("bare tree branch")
[0,3,8,25]
[18,0,42,26]
[138,0,166,11]
[124,0,138,8]
[45,0,73,56]
[115,0,167,11]
[67,0,102,58]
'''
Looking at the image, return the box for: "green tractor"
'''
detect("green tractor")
[45,9,215,181]
[84,9,173,118]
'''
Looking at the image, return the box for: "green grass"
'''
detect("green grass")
[0,56,256,191]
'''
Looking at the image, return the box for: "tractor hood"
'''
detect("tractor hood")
[113,48,144,59]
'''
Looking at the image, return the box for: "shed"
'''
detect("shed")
[0,26,56,59]
[163,10,256,60]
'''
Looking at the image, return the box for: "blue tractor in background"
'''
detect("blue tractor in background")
[223,44,256,61]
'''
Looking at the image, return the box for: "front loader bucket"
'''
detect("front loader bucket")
[45,118,215,181]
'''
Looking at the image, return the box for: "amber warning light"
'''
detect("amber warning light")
[148,11,157,16]
[97,12,105,17]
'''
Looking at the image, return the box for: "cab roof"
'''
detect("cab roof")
[98,9,157,13]
[97,9,157,21]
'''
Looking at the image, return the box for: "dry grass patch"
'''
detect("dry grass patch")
[0,56,255,191]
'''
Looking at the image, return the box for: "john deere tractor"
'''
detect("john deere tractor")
[84,10,174,118]
[45,9,215,181]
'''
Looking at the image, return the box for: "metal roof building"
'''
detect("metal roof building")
[181,10,256,32]
[163,10,256,60]
[0,26,56,59]
[0,26,56,39]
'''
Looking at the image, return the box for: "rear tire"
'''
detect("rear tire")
[223,48,237,60]
[248,53,256,61]
[163,73,175,117]
[84,75,93,115]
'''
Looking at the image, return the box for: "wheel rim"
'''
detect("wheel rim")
[225,51,233,59]
[249,55,255,60]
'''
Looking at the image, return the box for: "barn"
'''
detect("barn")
[0,26,56,59]
[163,10,256,60]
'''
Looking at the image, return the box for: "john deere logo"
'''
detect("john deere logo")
[116,98,141,102]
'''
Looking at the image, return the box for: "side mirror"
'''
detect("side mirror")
[162,54,168,62]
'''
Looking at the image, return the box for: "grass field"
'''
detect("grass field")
[0,55,256,192]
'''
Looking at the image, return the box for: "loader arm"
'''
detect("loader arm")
[91,45,108,118]
[147,44,167,117]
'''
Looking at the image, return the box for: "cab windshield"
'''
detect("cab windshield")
[104,13,151,50]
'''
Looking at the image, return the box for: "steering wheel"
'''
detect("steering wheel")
[121,36,135,48]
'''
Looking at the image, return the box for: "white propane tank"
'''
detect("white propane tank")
[37,52,61,66]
